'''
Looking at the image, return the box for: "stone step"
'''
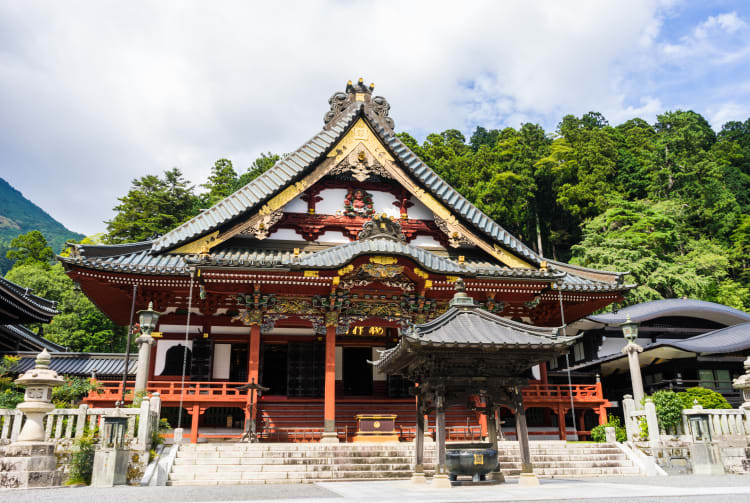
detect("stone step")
[173,455,417,465]
[498,460,633,469]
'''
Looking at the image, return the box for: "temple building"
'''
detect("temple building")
[61,79,629,443]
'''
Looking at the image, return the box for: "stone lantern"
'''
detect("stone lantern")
[0,349,64,488]
[733,356,750,411]
[14,348,64,443]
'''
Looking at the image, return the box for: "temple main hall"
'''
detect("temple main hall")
[61,79,629,443]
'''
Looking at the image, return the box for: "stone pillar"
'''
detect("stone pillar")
[321,320,338,443]
[622,394,637,441]
[412,392,426,484]
[134,333,154,396]
[622,342,645,407]
[515,390,539,486]
[432,389,451,488]
[644,398,660,446]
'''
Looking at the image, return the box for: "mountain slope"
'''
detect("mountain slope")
[0,177,84,258]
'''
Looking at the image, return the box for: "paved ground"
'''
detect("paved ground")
[3,476,750,503]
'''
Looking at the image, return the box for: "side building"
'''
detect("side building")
[565,299,750,409]
[60,80,631,442]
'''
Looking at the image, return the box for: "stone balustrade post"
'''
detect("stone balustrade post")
[137,397,151,450]
[622,394,637,441]
[644,398,660,446]
[75,404,88,439]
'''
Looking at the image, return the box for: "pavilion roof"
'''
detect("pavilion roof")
[0,276,59,324]
[373,289,577,373]
[0,324,65,353]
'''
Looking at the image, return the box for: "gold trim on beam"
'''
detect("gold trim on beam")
[170,230,220,255]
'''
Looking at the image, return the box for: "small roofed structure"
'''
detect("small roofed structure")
[373,278,577,485]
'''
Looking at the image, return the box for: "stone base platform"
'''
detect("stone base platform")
[0,443,62,489]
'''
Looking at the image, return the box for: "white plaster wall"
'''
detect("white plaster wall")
[531,364,540,380]
[154,339,193,376]
[212,343,231,379]
[316,189,349,214]
[335,346,343,380]
[285,193,308,213]
[408,199,434,220]
[372,347,386,381]
[267,228,303,241]
[409,235,444,248]
[370,191,400,218]
[316,230,350,243]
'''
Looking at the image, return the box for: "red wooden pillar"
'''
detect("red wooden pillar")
[248,323,261,383]
[322,322,338,442]
[597,405,608,425]
[557,406,567,440]
[539,362,548,384]
[189,404,203,444]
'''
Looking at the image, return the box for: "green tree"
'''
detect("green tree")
[650,390,684,432]
[236,153,280,189]
[202,159,238,206]
[106,168,199,243]
[6,230,54,269]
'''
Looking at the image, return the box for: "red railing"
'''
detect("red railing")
[89,381,608,406]
[522,383,607,403]
[88,380,248,403]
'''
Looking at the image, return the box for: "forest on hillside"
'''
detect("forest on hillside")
[4,109,749,352]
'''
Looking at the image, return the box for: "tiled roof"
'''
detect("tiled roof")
[148,86,555,271]
[60,238,626,292]
[0,277,59,324]
[0,324,65,353]
[374,301,576,372]
[151,106,362,253]
[13,351,137,377]
[588,299,750,327]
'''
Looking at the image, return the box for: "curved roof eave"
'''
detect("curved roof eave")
[588,299,750,327]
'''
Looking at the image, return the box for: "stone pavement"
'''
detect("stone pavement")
[3,475,750,503]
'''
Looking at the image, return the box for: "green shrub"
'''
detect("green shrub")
[650,390,684,432]
[52,377,99,408]
[678,387,731,410]
[590,414,627,442]
[67,435,95,485]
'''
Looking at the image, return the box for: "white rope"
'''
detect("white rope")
[177,271,195,429]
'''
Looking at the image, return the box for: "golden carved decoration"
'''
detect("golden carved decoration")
[369,256,398,265]
[259,181,308,216]
[327,119,394,164]
[413,268,429,279]
[303,270,319,277]
[338,264,354,276]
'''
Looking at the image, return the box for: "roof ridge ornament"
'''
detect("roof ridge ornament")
[449,278,475,308]
[324,78,394,129]
[357,214,406,242]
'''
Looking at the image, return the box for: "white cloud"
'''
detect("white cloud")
[0,0,738,235]
[707,102,750,129]
[694,11,746,38]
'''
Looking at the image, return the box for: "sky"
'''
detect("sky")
[1,1,749,236]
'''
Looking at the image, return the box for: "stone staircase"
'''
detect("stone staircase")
[167,441,638,485]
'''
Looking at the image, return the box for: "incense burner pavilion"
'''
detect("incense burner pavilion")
[62,79,629,443]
